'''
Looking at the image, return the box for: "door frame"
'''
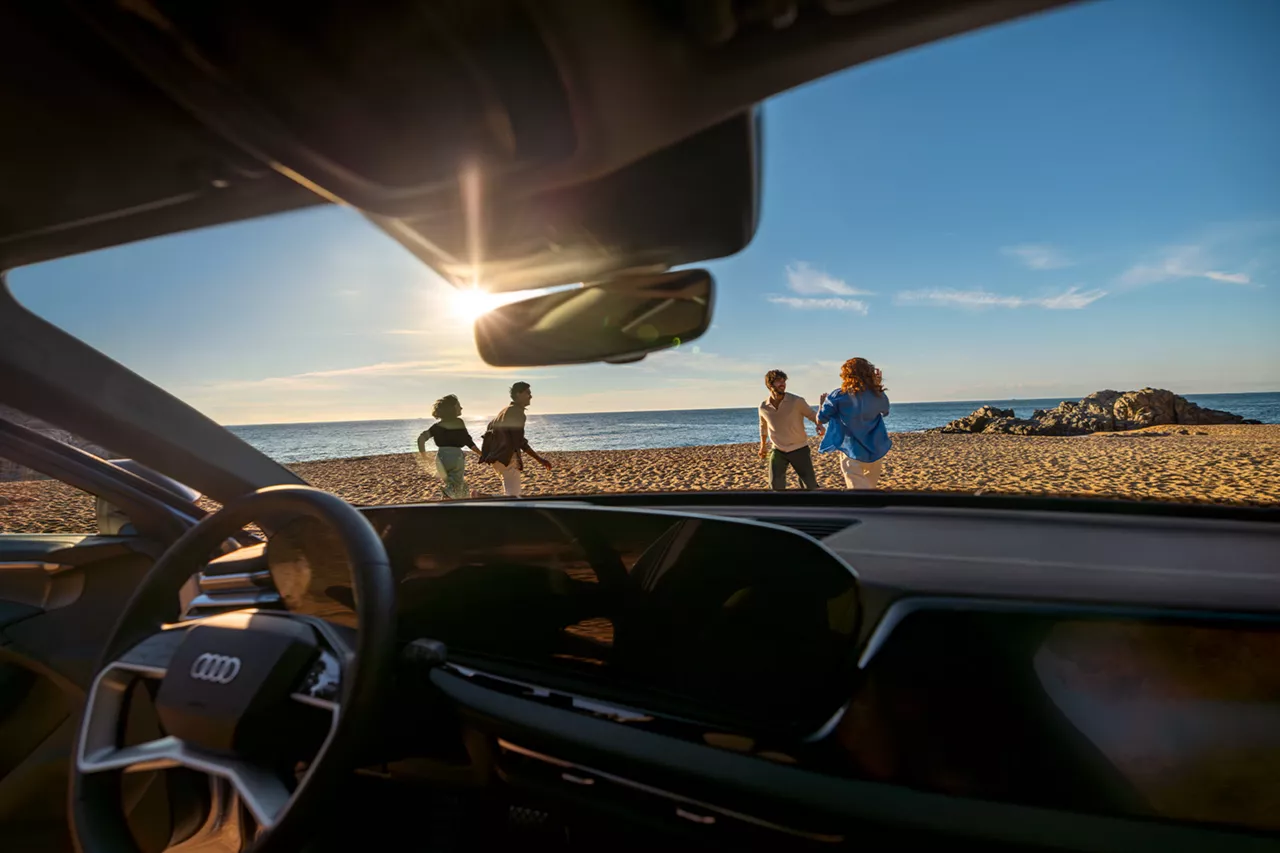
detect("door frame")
[0,416,198,544]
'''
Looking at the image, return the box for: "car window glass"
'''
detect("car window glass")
[5,0,1277,510]
[0,452,98,535]
[0,404,111,534]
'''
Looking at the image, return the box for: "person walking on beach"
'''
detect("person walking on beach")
[479,381,553,497]
[817,358,891,489]
[417,394,480,499]
[759,369,824,490]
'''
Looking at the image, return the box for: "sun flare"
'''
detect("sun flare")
[449,286,518,322]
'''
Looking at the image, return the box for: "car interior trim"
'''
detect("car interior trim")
[858,595,1280,669]
[433,668,1277,853]
[497,738,847,843]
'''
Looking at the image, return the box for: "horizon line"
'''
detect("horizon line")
[221,388,1279,428]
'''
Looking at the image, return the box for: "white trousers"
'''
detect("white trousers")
[492,461,522,497]
[840,456,884,490]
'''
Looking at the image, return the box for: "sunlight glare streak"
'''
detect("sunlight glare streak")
[461,162,483,289]
[449,287,528,322]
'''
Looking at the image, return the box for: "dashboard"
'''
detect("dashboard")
[196,496,1280,849]
[840,603,1280,830]
[275,504,862,738]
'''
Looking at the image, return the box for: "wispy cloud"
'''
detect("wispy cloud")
[1035,288,1109,309]
[1202,270,1251,284]
[204,355,517,392]
[895,286,1107,310]
[642,348,768,375]
[292,360,444,379]
[1119,245,1252,287]
[1001,244,1072,270]
[766,262,873,312]
[767,295,869,313]
[785,262,874,297]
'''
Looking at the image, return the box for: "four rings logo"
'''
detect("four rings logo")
[190,653,241,684]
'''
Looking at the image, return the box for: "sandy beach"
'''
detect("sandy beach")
[3,424,1278,534]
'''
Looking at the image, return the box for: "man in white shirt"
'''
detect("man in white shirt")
[758,369,823,490]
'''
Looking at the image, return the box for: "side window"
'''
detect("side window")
[0,404,111,535]
[0,452,99,534]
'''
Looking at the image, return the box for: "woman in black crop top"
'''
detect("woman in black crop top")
[416,395,479,499]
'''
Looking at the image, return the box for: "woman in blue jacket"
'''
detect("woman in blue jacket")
[817,358,891,489]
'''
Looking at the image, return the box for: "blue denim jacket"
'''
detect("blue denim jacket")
[817,389,892,462]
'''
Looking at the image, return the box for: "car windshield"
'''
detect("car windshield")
[5,0,1278,510]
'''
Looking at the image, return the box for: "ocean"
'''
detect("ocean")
[227,392,1280,465]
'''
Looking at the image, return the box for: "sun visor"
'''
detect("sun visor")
[67,0,578,213]
[373,110,761,292]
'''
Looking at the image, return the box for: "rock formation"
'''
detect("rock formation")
[934,388,1260,436]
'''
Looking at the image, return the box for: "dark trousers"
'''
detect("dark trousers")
[769,445,818,490]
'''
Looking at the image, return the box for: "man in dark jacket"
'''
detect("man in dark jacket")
[479,381,553,496]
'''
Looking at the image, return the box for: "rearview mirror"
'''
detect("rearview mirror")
[474,269,714,366]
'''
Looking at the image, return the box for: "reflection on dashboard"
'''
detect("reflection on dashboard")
[267,515,358,629]
[836,608,1280,832]
[365,505,861,735]
[1035,619,1280,830]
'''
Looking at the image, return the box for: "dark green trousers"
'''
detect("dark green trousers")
[769,445,818,490]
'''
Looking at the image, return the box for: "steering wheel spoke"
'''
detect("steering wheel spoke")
[78,653,301,830]
[71,485,396,853]
[82,735,293,829]
[113,626,190,676]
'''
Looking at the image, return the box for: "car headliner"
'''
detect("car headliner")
[0,0,1076,502]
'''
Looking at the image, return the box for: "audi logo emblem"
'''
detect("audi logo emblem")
[190,653,241,684]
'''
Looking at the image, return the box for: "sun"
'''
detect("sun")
[447,282,578,322]
[449,286,520,322]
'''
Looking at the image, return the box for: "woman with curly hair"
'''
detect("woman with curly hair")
[417,394,479,499]
[817,358,891,489]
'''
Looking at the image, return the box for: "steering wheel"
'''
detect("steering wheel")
[70,485,397,853]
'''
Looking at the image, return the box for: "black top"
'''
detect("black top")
[418,423,478,453]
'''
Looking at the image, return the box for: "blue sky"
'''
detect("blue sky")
[9,0,1280,424]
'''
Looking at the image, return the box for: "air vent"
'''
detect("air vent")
[753,517,858,539]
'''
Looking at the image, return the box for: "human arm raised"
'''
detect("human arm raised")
[817,392,837,424]
[801,399,825,437]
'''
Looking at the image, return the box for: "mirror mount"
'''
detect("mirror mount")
[474,268,714,367]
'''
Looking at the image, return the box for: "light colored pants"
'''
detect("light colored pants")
[492,461,522,497]
[434,446,468,499]
[840,456,884,489]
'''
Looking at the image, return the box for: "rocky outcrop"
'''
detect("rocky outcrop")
[934,388,1260,436]
[936,405,1015,434]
